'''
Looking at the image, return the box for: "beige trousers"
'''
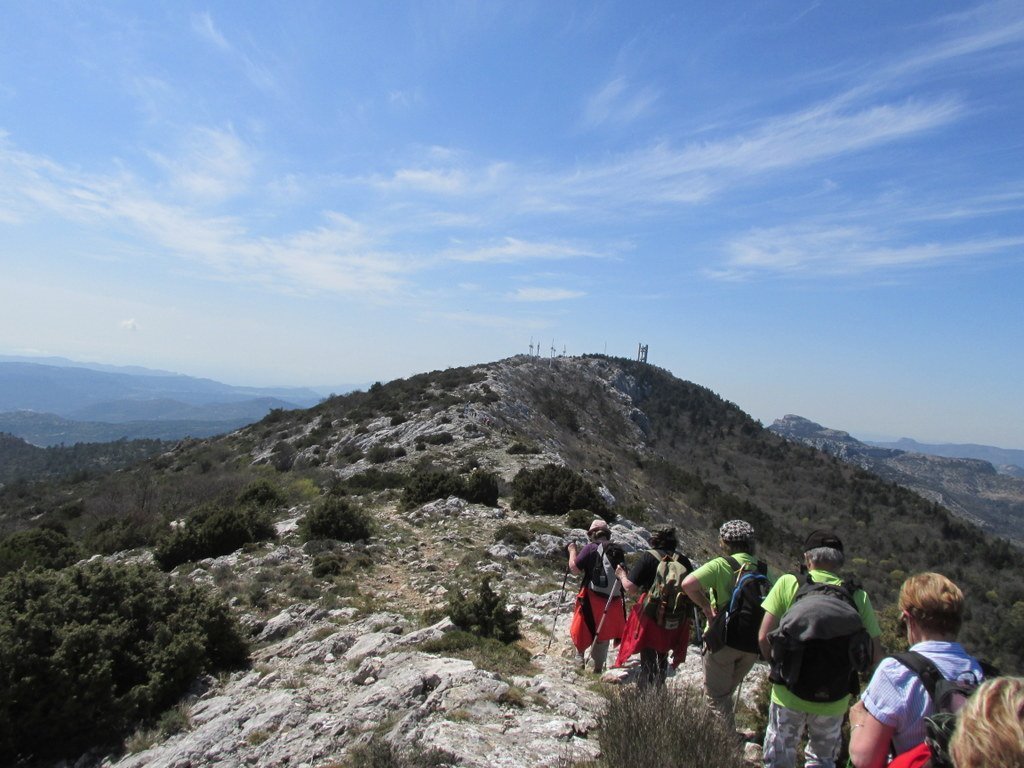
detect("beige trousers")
[702,645,758,729]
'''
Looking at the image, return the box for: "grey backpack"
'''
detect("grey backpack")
[767,575,873,702]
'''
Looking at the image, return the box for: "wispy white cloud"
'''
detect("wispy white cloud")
[884,0,1024,81]
[508,287,585,302]
[148,126,257,204]
[0,138,407,298]
[582,76,659,128]
[120,318,139,332]
[708,224,1024,280]
[444,237,600,264]
[190,12,279,93]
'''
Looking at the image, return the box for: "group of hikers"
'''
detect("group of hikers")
[564,518,1024,768]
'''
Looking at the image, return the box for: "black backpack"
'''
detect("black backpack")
[767,574,873,703]
[891,651,984,768]
[585,542,625,596]
[704,556,770,654]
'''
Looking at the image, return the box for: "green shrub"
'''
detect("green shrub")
[154,504,276,570]
[0,562,248,763]
[462,470,500,506]
[343,468,407,493]
[236,479,286,508]
[421,432,454,445]
[507,441,540,455]
[343,735,455,768]
[401,469,463,508]
[447,576,521,643]
[367,444,407,464]
[510,464,610,517]
[596,686,743,768]
[0,526,80,576]
[83,517,163,555]
[419,630,534,677]
[299,496,373,542]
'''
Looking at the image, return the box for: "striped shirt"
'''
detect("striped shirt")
[860,640,983,754]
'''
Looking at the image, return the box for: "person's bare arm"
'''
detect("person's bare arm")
[758,611,779,660]
[848,699,895,768]
[615,564,638,596]
[681,573,716,621]
[567,543,581,575]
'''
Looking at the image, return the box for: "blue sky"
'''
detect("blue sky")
[1,2,1023,448]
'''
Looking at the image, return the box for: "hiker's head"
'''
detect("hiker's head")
[949,676,1024,768]
[803,529,844,570]
[898,572,965,639]
[587,518,611,542]
[650,526,677,551]
[718,519,755,554]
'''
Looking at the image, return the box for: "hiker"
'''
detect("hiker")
[567,518,626,673]
[758,530,883,768]
[614,525,693,687]
[681,519,772,729]
[848,572,984,768]
[949,676,1024,768]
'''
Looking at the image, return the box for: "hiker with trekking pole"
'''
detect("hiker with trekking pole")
[567,519,627,674]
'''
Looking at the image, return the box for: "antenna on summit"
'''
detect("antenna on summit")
[637,343,648,364]
[529,337,534,356]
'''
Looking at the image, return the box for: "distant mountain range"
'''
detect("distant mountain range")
[0,359,326,446]
[770,415,1024,544]
[864,437,1024,478]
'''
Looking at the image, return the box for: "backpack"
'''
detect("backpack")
[767,574,873,703]
[641,549,694,630]
[704,556,770,654]
[890,651,984,768]
[585,542,625,596]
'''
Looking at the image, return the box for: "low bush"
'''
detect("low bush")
[402,469,463,508]
[154,504,276,570]
[0,561,248,763]
[299,496,373,542]
[0,525,81,576]
[342,468,407,493]
[595,686,743,768]
[461,469,500,506]
[367,444,407,464]
[84,517,163,555]
[510,464,610,518]
[236,479,286,508]
[419,630,533,678]
[447,576,521,643]
[507,441,540,455]
[343,735,455,768]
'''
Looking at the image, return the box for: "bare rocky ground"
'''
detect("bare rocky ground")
[88,500,766,768]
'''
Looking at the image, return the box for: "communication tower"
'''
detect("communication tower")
[637,343,648,364]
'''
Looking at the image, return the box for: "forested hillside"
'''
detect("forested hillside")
[0,432,165,485]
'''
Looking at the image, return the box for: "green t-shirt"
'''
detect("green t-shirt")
[693,552,759,612]
[691,552,775,633]
[762,570,881,716]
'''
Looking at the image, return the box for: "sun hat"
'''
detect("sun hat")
[719,519,755,543]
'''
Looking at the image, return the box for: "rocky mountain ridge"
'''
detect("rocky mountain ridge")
[6,354,1022,767]
[769,415,1024,544]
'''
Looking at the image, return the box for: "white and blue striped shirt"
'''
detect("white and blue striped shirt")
[860,640,983,754]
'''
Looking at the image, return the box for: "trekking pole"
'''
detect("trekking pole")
[582,577,621,668]
[545,567,571,652]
